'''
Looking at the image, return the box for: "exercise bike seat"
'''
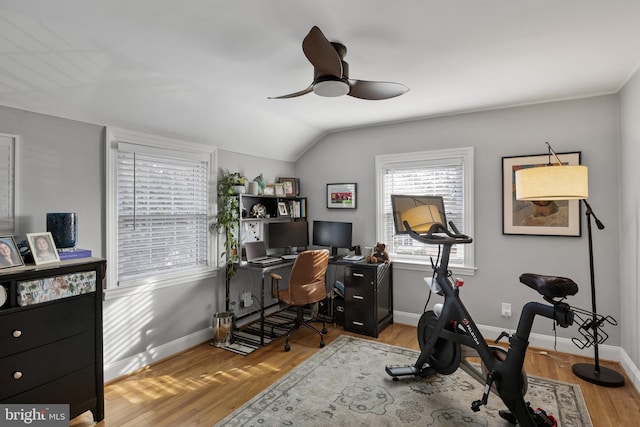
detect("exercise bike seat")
[519,273,578,298]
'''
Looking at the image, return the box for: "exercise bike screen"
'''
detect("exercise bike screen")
[391,195,446,234]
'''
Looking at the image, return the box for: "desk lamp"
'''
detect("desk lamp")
[515,142,624,387]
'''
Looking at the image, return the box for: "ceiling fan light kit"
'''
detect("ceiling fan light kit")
[270,26,408,100]
[313,79,350,97]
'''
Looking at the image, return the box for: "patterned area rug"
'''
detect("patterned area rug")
[220,310,301,356]
[216,335,592,426]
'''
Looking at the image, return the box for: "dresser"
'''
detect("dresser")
[0,258,105,422]
[342,262,393,337]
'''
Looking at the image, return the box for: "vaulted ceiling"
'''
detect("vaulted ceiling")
[1,1,640,161]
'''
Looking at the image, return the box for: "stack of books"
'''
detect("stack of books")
[57,248,92,261]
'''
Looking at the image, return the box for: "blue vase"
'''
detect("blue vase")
[47,213,77,249]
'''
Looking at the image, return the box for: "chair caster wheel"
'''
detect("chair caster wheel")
[319,340,325,348]
[284,343,291,352]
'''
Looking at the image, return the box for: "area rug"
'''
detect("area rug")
[220,309,301,356]
[216,335,591,426]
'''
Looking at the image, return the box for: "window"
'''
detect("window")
[106,128,216,295]
[0,133,17,234]
[375,147,475,275]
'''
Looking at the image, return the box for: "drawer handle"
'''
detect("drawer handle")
[352,321,364,326]
[353,295,364,300]
[12,330,22,338]
[353,273,365,278]
[13,371,23,380]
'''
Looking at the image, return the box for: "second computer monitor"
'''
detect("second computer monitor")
[312,220,352,256]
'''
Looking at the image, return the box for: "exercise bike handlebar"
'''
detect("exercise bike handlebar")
[403,220,473,245]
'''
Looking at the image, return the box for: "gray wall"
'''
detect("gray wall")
[620,69,640,372]
[297,95,621,343]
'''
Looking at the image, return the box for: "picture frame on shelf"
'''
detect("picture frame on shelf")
[278,177,297,197]
[278,202,289,216]
[502,151,582,236]
[26,232,61,265]
[327,183,357,209]
[0,235,24,269]
[274,183,285,197]
[263,185,275,196]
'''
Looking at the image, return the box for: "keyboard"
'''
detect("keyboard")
[281,254,298,260]
[343,255,364,261]
[249,257,282,266]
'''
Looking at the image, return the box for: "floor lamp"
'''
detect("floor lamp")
[515,142,625,387]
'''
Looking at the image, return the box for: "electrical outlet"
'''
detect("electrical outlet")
[242,291,252,307]
[501,302,512,317]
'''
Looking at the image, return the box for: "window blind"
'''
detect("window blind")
[117,149,209,281]
[382,162,465,264]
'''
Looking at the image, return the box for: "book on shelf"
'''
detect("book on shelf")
[58,248,92,260]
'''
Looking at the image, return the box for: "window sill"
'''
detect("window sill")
[104,269,217,300]
[391,259,477,277]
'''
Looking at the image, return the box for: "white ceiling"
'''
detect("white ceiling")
[1,1,640,161]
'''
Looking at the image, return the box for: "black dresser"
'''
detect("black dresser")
[0,258,105,422]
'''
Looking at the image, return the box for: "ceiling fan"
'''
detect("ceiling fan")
[269,26,409,100]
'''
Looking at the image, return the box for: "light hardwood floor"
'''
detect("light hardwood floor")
[71,323,640,426]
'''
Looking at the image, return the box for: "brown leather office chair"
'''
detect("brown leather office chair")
[269,249,330,352]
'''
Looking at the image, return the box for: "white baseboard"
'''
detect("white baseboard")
[103,328,211,382]
[393,310,639,389]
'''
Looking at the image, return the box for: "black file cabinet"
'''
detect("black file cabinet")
[343,263,392,337]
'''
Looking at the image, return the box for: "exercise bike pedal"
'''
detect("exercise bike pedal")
[385,365,421,380]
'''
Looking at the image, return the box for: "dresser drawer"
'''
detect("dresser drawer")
[0,294,95,358]
[1,365,96,412]
[0,330,95,400]
[344,302,377,336]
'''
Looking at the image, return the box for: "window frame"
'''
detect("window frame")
[0,133,18,235]
[105,127,217,298]
[375,147,476,276]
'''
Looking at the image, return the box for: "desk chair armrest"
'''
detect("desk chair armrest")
[269,272,282,299]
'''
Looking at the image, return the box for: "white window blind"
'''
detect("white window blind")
[117,149,209,280]
[376,147,475,272]
[106,127,216,294]
[0,134,16,234]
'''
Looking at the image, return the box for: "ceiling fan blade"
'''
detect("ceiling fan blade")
[347,79,409,100]
[268,84,313,99]
[302,26,342,78]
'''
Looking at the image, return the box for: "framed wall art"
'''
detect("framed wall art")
[327,183,357,209]
[502,152,581,236]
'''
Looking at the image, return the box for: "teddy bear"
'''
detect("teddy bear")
[366,242,389,264]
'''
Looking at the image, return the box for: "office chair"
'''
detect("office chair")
[269,249,330,352]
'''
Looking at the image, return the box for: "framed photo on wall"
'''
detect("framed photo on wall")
[0,235,24,269]
[27,232,60,265]
[327,183,357,209]
[502,152,582,236]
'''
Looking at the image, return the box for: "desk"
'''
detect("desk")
[238,258,393,344]
[239,260,294,345]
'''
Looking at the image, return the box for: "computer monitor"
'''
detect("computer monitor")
[391,195,446,234]
[268,221,309,254]
[312,220,352,256]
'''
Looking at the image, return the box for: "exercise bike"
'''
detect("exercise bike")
[385,220,578,426]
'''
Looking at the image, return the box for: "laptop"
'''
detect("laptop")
[245,241,282,266]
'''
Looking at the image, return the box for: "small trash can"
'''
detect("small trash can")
[211,311,233,347]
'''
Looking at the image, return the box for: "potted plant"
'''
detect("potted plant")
[215,170,244,312]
